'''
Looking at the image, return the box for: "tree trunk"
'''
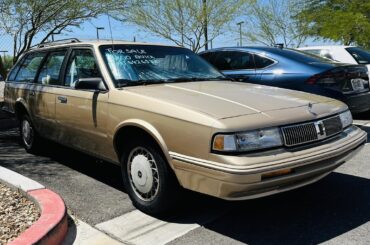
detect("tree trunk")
[0,56,7,80]
[203,0,208,51]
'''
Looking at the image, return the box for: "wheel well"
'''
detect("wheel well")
[114,126,165,160]
[14,102,28,120]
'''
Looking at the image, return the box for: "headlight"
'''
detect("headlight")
[339,110,353,128]
[212,127,283,153]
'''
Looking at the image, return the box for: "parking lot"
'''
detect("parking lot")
[0,119,370,244]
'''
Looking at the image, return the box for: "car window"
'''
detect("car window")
[253,55,275,68]
[212,51,255,70]
[302,49,334,61]
[346,47,370,64]
[270,48,334,64]
[65,49,100,88]
[7,62,21,82]
[200,52,214,63]
[37,50,67,85]
[14,52,46,83]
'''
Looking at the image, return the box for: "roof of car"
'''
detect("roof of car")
[298,45,355,50]
[200,46,280,53]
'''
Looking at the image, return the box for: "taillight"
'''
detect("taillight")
[306,74,320,85]
[306,73,338,85]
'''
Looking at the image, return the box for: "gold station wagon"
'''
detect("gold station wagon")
[2,39,367,214]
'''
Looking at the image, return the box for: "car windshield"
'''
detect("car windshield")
[346,47,370,64]
[99,45,226,87]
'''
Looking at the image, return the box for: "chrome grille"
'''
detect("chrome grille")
[281,116,343,147]
[282,122,318,147]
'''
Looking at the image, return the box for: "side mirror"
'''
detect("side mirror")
[75,78,107,91]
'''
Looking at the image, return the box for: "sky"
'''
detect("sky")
[0,12,335,56]
[55,15,238,49]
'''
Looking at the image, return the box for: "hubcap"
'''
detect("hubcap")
[22,119,33,147]
[128,147,159,201]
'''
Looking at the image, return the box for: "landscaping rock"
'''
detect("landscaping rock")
[0,183,40,245]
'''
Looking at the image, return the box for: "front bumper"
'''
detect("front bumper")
[170,126,367,200]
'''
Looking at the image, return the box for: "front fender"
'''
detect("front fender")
[113,119,173,168]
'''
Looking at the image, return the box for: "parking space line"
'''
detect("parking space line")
[95,208,228,245]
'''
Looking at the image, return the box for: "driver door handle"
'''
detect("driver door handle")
[29,91,36,97]
[58,96,68,104]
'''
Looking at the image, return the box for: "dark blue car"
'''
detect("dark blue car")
[200,47,370,114]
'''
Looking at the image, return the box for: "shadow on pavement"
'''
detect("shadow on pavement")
[358,125,370,142]
[200,172,370,245]
[0,129,124,192]
[354,111,370,120]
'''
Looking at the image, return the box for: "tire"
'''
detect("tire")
[121,141,180,215]
[19,114,42,153]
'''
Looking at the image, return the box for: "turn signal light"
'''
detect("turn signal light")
[262,168,292,179]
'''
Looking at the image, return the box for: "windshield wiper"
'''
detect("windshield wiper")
[116,79,166,88]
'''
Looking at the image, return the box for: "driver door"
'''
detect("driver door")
[55,48,109,156]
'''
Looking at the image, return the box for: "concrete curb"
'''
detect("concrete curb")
[0,166,68,245]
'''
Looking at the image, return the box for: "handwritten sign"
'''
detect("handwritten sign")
[106,48,159,65]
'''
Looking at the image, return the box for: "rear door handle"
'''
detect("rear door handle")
[29,91,36,96]
[57,96,67,104]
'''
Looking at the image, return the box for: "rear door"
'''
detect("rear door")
[55,48,109,156]
[205,51,257,82]
[30,49,67,139]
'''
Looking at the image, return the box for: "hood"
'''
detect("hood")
[125,81,336,120]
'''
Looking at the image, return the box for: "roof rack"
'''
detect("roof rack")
[31,38,81,49]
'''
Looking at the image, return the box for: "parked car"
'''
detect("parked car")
[2,40,366,214]
[298,46,370,71]
[200,47,370,114]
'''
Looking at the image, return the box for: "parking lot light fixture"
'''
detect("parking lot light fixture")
[237,21,244,47]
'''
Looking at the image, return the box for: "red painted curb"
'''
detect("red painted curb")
[8,189,68,245]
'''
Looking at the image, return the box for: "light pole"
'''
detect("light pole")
[237,21,244,47]
[96,27,105,41]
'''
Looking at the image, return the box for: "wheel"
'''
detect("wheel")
[121,142,180,215]
[19,114,42,153]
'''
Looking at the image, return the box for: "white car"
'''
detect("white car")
[298,46,370,76]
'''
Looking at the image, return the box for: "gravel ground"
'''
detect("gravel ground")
[0,183,39,245]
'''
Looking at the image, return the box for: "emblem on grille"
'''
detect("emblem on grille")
[307,102,317,116]
[314,120,326,139]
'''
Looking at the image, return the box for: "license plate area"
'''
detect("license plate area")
[351,78,366,91]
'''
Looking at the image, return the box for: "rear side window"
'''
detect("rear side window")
[253,55,275,68]
[65,49,100,88]
[37,50,67,85]
[212,51,255,70]
[302,49,334,61]
[272,48,331,64]
[14,52,46,83]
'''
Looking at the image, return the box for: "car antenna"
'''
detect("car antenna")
[107,14,115,50]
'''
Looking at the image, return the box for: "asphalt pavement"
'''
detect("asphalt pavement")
[0,122,370,244]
